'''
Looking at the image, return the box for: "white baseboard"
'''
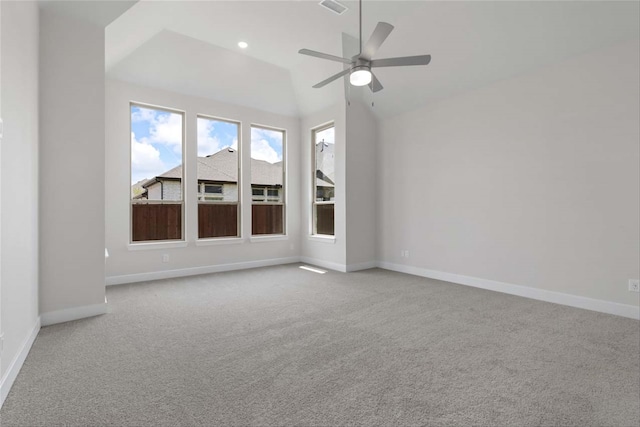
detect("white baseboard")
[0,317,41,409]
[41,302,108,327]
[346,261,378,272]
[378,261,640,320]
[105,256,302,286]
[299,256,347,273]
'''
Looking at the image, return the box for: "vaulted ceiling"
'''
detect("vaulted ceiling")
[106,0,640,118]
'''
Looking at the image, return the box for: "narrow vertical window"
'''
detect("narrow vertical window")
[313,124,335,236]
[197,116,240,239]
[130,104,184,242]
[250,126,285,235]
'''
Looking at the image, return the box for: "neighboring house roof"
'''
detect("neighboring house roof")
[141,148,283,188]
[316,176,334,188]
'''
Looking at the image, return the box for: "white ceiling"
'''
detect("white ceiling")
[106,1,640,119]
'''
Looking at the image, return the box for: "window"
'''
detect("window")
[252,186,281,202]
[197,116,240,239]
[204,184,223,194]
[130,104,184,242]
[250,126,285,235]
[312,124,335,236]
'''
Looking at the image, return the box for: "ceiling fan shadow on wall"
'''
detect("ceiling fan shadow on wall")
[298,0,431,93]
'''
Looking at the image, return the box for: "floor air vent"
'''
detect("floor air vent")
[319,0,348,15]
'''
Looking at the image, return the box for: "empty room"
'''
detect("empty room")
[0,0,638,425]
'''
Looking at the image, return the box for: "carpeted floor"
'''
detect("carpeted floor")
[1,264,639,426]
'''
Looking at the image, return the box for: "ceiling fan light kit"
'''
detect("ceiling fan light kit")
[350,65,372,86]
[299,0,431,93]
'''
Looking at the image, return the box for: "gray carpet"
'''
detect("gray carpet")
[1,264,638,426]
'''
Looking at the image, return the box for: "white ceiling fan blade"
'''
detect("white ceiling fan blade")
[299,49,352,64]
[369,73,383,93]
[360,22,394,60]
[312,68,351,88]
[371,55,432,68]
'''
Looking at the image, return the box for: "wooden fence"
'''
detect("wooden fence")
[132,203,284,241]
[252,204,284,235]
[132,203,182,242]
[198,203,238,238]
[315,204,335,236]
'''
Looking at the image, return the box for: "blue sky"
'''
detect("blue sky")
[131,106,183,184]
[132,106,284,185]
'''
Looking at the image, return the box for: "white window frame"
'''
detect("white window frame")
[196,115,242,240]
[129,102,186,245]
[311,122,335,237]
[250,124,286,236]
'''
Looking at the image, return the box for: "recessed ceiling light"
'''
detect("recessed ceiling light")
[238,41,248,49]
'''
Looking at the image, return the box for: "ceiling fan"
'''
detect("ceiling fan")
[298,0,432,92]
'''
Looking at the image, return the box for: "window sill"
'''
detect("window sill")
[308,235,336,243]
[196,237,244,246]
[250,235,288,243]
[128,241,188,251]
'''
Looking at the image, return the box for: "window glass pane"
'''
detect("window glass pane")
[197,117,239,203]
[251,126,285,235]
[205,184,223,194]
[197,116,240,239]
[315,126,335,202]
[313,125,335,236]
[130,105,184,242]
[131,105,184,202]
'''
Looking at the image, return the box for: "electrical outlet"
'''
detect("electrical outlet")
[162,254,169,263]
[405,250,410,258]
[629,279,640,293]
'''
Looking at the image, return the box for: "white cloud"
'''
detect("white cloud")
[132,107,183,155]
[149,112,183,154]
[251,127,283,148]
[131,132,166,183]
[131,107,157,123]
[197,118,224,156]
[197,118,238,156]
[251,139,280,164]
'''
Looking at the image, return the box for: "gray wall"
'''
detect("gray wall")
[377,39,640,307]
[345,100,377,268]
[39,8,106,315]
[0,0,39,389]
